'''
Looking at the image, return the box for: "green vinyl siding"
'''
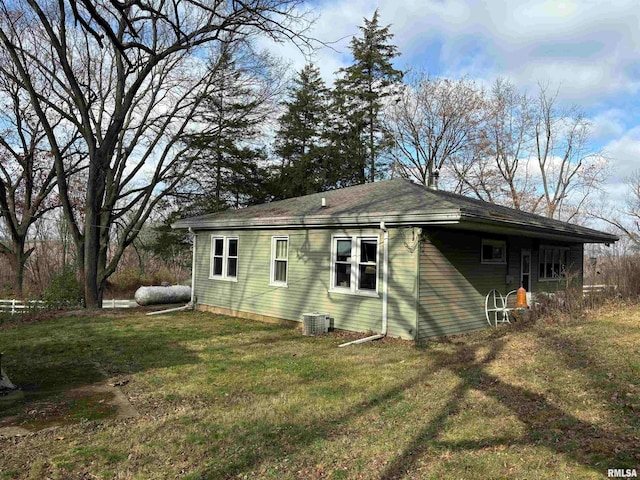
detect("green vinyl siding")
[417,228,585,340]
[385,228,420,339]
[191,225,584,342]
[192,227,419,340]
[417,229,508,340]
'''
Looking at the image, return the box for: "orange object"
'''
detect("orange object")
[515,287,528,309]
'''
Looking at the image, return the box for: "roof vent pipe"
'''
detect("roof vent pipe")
[427,169,440,190]
[321,197,327,207]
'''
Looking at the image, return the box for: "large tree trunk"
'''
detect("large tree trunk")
[13,247,27,298]
[83,157,108,309]
[3,235,33,298]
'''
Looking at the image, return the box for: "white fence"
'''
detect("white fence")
[583,284,616,295]
[0,299,45,314]
[101,299,137,309]
[0,298,137,314]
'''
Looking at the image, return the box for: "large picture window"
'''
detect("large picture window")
[332,236,378,294]
[481,239,507,264]
[210,236,239,280]
[539,246,569,281]
[270,236,289,286]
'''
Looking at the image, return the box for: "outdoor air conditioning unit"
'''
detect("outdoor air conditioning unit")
[302,312,330,336]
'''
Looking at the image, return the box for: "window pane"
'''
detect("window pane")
[493,246,503,260]
[483,244,494,260]
[336,263,351,287]
[275,239,288,259]
[214,238,224,256]
[359,264,376,290]
[228,239,238,257]
[213,257,223,276]
[336,240,351,262]
[360,239,377,263]
[275,260,287,282]
[227,257,237,278]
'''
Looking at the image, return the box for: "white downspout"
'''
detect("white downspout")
[381,220,389,335]
[189,228,196,305]
[339,221,389,347]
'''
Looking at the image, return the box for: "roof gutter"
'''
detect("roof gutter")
[172,211,461,230]
[458,212,619,244]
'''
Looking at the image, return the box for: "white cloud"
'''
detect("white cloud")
[291,0,640,101]
[260,0,640,101]
[603,127,640,182]
[590,109,627,141]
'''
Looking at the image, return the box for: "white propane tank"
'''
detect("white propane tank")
[134,285,191,306]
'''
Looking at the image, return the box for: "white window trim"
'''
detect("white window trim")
[538,245,570,282]
[481,239,507,264]
[269,235,289,287]
[328,234,380,297]
[209,235,239,282]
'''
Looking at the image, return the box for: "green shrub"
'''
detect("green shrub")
[42,267,84,309]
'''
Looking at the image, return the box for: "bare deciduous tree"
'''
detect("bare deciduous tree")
[0,59,82,295]
[384,73,486,188]
[458,79,537,208]
[0,0,311,307]
[532,83,608,221]
[591,170,640,249]
[427,79,609,222]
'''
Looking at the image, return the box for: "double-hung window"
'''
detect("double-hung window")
[331,236,379,295]
[210,236,238,280]
[270,236,289,286]
[539,246,569,281]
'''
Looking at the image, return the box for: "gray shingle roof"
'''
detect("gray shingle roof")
[173,178,618,244]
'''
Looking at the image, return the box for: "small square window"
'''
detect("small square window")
[331,236,378,294]
[481,239,506,264]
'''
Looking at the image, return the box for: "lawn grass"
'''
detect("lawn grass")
[0,305,639,479]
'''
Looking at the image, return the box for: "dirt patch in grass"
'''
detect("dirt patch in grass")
[0,382,138,438]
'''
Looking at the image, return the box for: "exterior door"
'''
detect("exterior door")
[521,249,531,292]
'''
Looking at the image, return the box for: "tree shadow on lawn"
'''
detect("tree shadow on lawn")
[192,359,446,479]
[0,312,320,429]
[192,333,638,479]
[0,312,283,415]
[379,339,639,479]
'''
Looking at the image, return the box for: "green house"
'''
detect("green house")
[173,179,618,341]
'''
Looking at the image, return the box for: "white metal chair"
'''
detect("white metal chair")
[485,289,518,327]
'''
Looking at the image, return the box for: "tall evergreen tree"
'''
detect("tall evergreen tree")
[325,81,369,187]
[335,10,403,183]
[274,64,330,199]
[181,43,280,213]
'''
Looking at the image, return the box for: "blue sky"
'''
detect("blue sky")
[263,0,640,210]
